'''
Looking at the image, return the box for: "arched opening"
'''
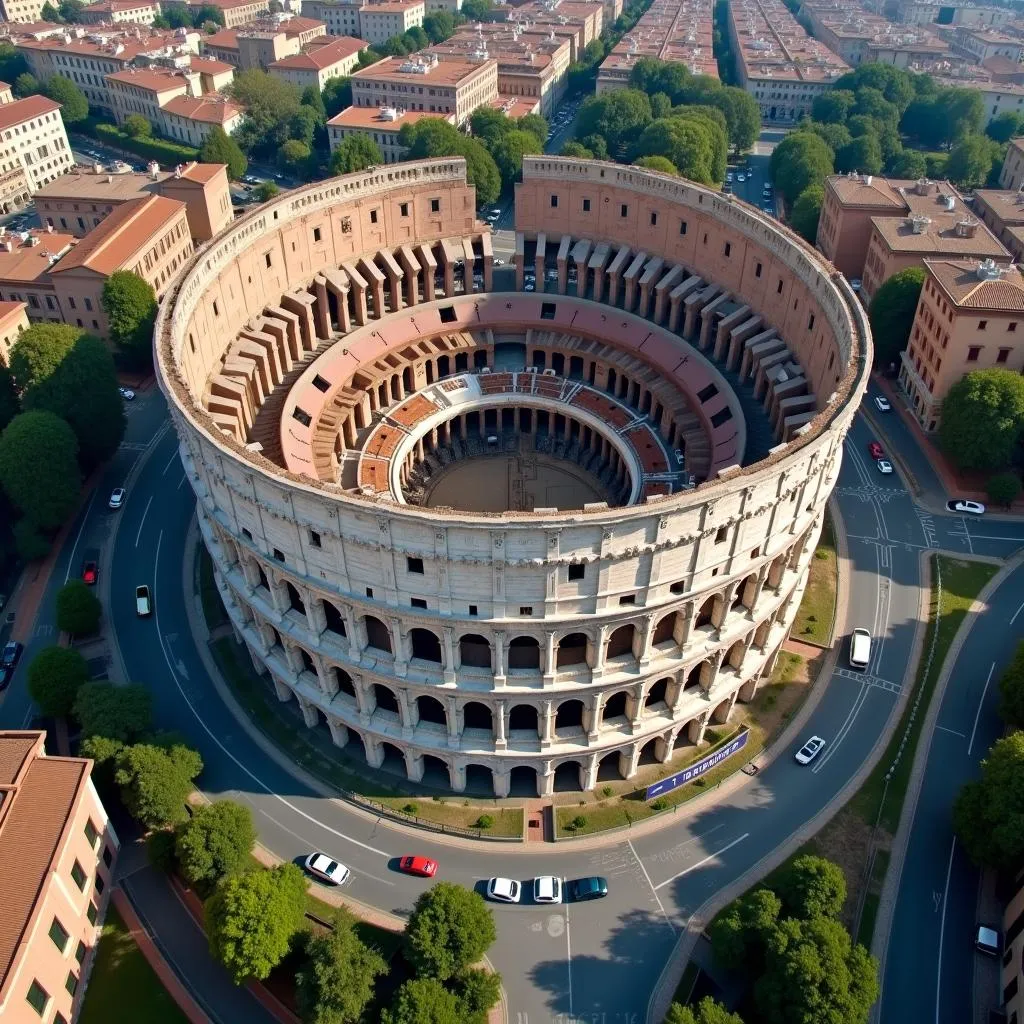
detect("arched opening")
[554,760,582,792]
[422,753,450,788]
[299,648,315,675]
[344,728,366,763]
[463,701,493,732]
[257,565,270,591]
[645,677,669,709]
[726,639,746,670]
[508,635,540,670]
[733,575,756,610]
[555,699,584,732]
[333,667,356,699]
[638,737,660,766]
[364,615,392,654]
[509,765,538,797]
[652,613,676,646]
[410,628,442,664]
[465,763,494,796]
[602,690,629,723]
[416,694,447,728]
[606,625,635,660]
[683,661,705,693]
[459,634,491,669]
[713,697,734,723]
[694,595,716,629]
[597,751,624,781]
[323,600,346,638]
[508,704,539,734]
[380,741,405,775]
[373,684,399,715]
[556,632,588,668]
[286,582,305,615]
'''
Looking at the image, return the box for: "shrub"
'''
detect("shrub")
[473,814,494,829]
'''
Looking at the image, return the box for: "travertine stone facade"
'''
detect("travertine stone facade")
[157,158,870,796]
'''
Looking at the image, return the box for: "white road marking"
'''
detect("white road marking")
[565,898,573,1019]
[653,833,750,891]
[64,488,97,583]
[967,662,995,758]
[935,838,956,1024]
[134,495,153,549]
[934,725,966,739]
[811,682,871,775]
[627,839,676,934]
[1011,600,1024,626]
[161,448,180,475]
[152,530,390,860]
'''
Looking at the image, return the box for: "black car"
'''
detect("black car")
[568,876,608,901]
[1,640,22,670]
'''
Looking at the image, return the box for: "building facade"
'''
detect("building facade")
[1000,138,1024,192]
[268,35,367,89]
[327,105,452,161]
[0,299,29,363]
[0,96,74,195]
[356,0,425,45]
[79,0,164,23]
[973,188,1024,264]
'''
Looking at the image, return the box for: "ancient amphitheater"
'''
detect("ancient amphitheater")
[156,156,870,798]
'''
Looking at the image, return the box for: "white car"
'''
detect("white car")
[874,395,891,412]
[736,172,746,182]
[795,735,826,765]
[305,852,351,885]
[109,487,126,509]
[876,459,893,475]
[487,877,521,903]
[135,585,151,617]
[118,386,135,401]
[533,876,562,903]
[947,499,985,516]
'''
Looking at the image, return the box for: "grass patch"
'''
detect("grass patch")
[198,547,228,631]
[791,513,837,646]
[375,797,524,837]
[78,904,188,1024]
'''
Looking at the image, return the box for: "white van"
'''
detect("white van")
[849,628,871,670]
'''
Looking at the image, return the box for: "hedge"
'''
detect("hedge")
[75,118,199,166]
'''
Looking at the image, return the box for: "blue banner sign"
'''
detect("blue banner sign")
[645,730,749,801]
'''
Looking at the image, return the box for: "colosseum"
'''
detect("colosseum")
[156,156,870,798]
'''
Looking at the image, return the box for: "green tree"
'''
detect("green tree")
[42,75,88,122]
[256,181,279,202]
[807,121,851,155]
[115,741,204,829]
[191,3,225,25]
[708,887,782,972]
[288,105,320,147]
[123,113,152,138]
[0,43,29,84]
[27,645,90,717]
[162,3,193,26]
[300,84,326,121]
[836,134,883,175]
[41,1,59,18]
[295,910,387,1024]
[576,88,652,154]
[454,967,502,1024]
[939,369,1024,472]
[423,10,459,43]
[9,323,125,468]
[279,138,312,172]
[102,272,158,369]
[634,155,678,175]
[382,978,462,1024]
[13,72,39,97]
[774,855,847,920]
[560,141,593,158]
[330,133,382,175]
[206,863,306,983]
[490,128,543,188]
[664,997,745,1024]
[175,800,257,889]
[770,132,834,204]
[230,70,302,155]
[633,116,718,184]
[0,410,80,533]
[321,76,351,117]
[200,125,247,179]
[716,86,760,152]
[58,0,86,19]
[55,578,100,636]
[867,266,925,369]
[945,133,1000,189]
[886,148,927,178]
[812,89,855,124]
[986,111,1023,144]
[461,0,493,19]
[997,641,1024,729]
[987,470,1022,509]
[954,732,1024,870]
[789,185,824,243]
[399,119,500,205]
[0,362,18,432]
[649,91,672,119]
[12,518,50,561]
[405,882,496,980]
[74,681,153,743]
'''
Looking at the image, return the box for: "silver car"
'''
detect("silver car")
[109,487,126,509]
[795,735,826,765]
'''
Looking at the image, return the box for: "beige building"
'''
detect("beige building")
[899,258,1024,430]
[952,25,1024,63]
[161,94,245,146]
[357,0,425,46]
[0,0,48,23]
[165,0,270,26]
[0,83,12,105]
[972,188,1024,263]
[220,17,328,70]
[106,66,195,125]
[0,300,29,363]
[0,96,74,195]
[327,105,452,161]
[79,0,164,24]
[0,731,119,1024]
[301,0,364,38]
[268,35,367,89]
[1000,138,1024,192]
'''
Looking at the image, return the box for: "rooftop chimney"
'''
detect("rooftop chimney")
[955,217,978,238]
[915,177,934,196]
[908,214,931,234]
[976,258,1004,281]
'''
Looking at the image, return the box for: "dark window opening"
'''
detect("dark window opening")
[697,383,719,403]
[540,302,556,320]
[568,563,584,581]
[710,407,734,427]
[407,556,424,574]
[439,305,457,323]
[312,374,330,392]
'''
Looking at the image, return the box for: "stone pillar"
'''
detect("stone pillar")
[365,736,384,769]
[581,751,600,791]
[711,691,737,724]
[637,613,656,666]
[345,605,361,658]
[306,598,326,648]
[618,743,642,780]
[586,692,603,741]
[404,750,425,782]
[273,678,292,702]
[540,700,555,749]
[589,625,608,675]
[627,683,644,732]
[442,627,456,684]
[655,726,680,763]
[353,676,373,725]
[397,689,413,738]
[493,766,511,798]
[493,630,507,687]
[687,713,708,744]
[297,696,319,728]
[542,630,557,686]
[738,674,761,703]
[327,717,349,748]
[389,617,408,677]
[311,653,337,698]
[539,761,555,797]
[446,696,460,748]
[451,763,467,792]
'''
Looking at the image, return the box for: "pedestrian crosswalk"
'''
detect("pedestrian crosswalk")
[835,667,901,694]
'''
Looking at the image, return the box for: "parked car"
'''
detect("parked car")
[567,876,608,901]
[947,499,985,516]
[874,395,891,412]
[533,876,563,904]
[868,441,884,460]
[82,560,98,585]
[975,925,1001,957]
[876,459,893,475]
[487,877,521,903]
[795,735,826,765]
[118,386,135,401]
[399,855,437,877]
[135,585,152,617]
[1,640,23,670]
[736,172,746,182]
[109,487,126,509]
[305,852,350,885]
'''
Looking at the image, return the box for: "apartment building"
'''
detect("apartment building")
[327,104,452,161]
[0,96,74,194]
[164,0,269,27]
[972,188,1024,264]
[0,0,49,23]
[0,84,12,105]
[898,258,1024,430]
[161,95,244,145]
[300,0,363,39]
[107,66,195,124]
[728,0,849,125]
[506,0,603,64]
[350,53,498,125]
[205,16,328,69]
[79,0,164,24]
[0,300,29,363]
[951,25,1024,63]
[157,160,232,241]
[0,731,118,1024]
[1000,138,1024,191]
[357,0,425,46]
[268,34,367,89]
[597,0,717,94]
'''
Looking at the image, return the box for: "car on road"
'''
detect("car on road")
[109,487,126,509]
[305,852,351,885]
[795,735,826,765]
[82,560,98,585]
[135,585,152,617]
[1,640,23,670]
[947,499,985,516]
[118,386,135,401]
[736,172,746,182]
[567,876,608,901]
[868,441,884,460]
[487,877,521,903]
[876,459,893,475]
[874,395,890,412]
[975,924,1001,957]
[399,855,437,877]
[533,876,562,903]
[0,665,12,691]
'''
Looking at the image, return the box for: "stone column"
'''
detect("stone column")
[297,696,319,729]
[655,726,680,763]
[539,760,555,797]
[364,736,384,769]
[586,692,604,741]
[442,627,457,684]
[637,613,656,667]
[353,676,373,726]
[493,766,511,798]
[618,743,642,780]
[581,751,600,791]
[738,673,761,703]
[540,700,555,749]
[450,763,467,793]
[272,678,292,702]
[588,625,609,675]
[542,630,557,686]
[312,653,337,698]
[389,617,408,677]
[495,701,507,750]
[688,713,708,744]
[327,717,349,748]
[396,690,413,738]
[404,750,425,782]
[446,696,460,748]
[628,683,645,732]
[493,631,507,687]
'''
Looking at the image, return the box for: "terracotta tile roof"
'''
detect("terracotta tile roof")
[162,95,243,123]
[973,189,1024,227]
[354,54,487,85]
[871,212,1010,258]
[189,57,235,75]
[34,169,164,201]
[0,733,38,787]
[174,161,227,183]
[203,28,239,48]
[0,300,28,326]
[826,173,909,209]
[0,232,78,284]
[278,15,326,34]
[49,195,185,276]
[925,258,1024,311]
[106,67,192,92]
[270,35,364,69]
[327,105,453,129]
[0,95,61,133]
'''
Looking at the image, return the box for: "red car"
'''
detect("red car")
[867,442,884,460]
[399,855,438,878]
[82,560,98,585]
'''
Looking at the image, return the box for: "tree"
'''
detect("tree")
[42,75,88,123]
[709,887,782,972]
[835,134,883,175]
[986,111,1023,144]
[632,117,718,184]
[162,3,193,27]
[0,362,19,432]
[13,72,39,98]
[300,84,326,121]
[770,132,834,204]
[560,141,593,158]
[74,682,153,743]
[664,997,745,1024]
[288,105,320,147]
[58,0,86,19]
[939,369,1024,472]
[279,138,312,173]
[945,133,1000,189]
[330,134,382,175]
[191,3,225,25]
[123,113,151,138]
[650,91,672,119]
[634,155,678,175]
[256,181,279,202]
[0,410,80,531]
[27,645,90,717]
[790,185,824,244]
[115,741,204,829]
[461,0,493,20]
[812,89,855,124]
[321,76,351,117]
[231,70,302,156]
[206,863,307,983]
[423,10,459,43]
[175,800,257,889]
[9,323,125,468]
[382,978,462,1024]
[998,642,1024,729]
[55,579,100,636]
[454,967,502,1024]
[200,126,247,180]
[576,88,652,154]
[41,1,59,18]
[489,128,542,188]
[867,266,925,369]
[102,272,158,369]
[987,471,1022,509]
[295,911,387,1024]
[405,882,496,980]
[774,855,847,920]
[399,119,500,205]
[886,148,927,179]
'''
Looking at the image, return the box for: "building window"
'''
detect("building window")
[430,198,440,212]
[84,818,99,847]
[468,604,478,616]
[411,597,427,609]
[967,346,981,361]
[71,860,87,891]
[94,874,105,894]
[550,195,558,208]
[68,296,76,309]
[618,594,636,606]
[273,548,284,562]
[755,261,762,278]
[264,252,272,268]
[370,208,378,223]
[26,981,48,1017]
[242,527,252,541]
[48,918,70,953]
[313,227,321,242]
[679,220,687,235]
[808,314,815,331]
[407,556,424,574]
[650,211,657,226]
[398,202,409,217]
[582,198,590,212]
[715,526,728,543]
[365,587,373,598]
[723,242,731,257]
[978,319,987,330]
[65,972,78,997]
[1008,322,1018,332]
[777,279,784,294]
[84,297,92,311]
[308,529,321,548]
[568,563,584,581]
[997,348,1010,363]
[519,606,533,616]
[620,204,628,217]
[75,941,87,965]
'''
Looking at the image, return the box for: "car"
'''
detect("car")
[975,925,1001,957]
[1,640,23,670]
[399,855,437,877]
[82,560,98,585]
[118,386,135,401]
[305,852,351,885]
[947,499,985,516]
[876,459,893,475]
[493,258,504,266]
[868,441,884,460]
[136,585,152,617]
[487,877,521,903]
[736,172,746,182]
[533,876,562,903]
[874,395,891,412]
[109,487,126,509]
[568,876,608,901]
[795,735,826,764]
[0,665,11,691]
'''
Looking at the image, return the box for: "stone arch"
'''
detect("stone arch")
[554,759,583,792]
[694,594,716,629]
[373,683,399,715]
[652,612,676,647]
[509,764,539,797]
[602,690,629,723]
[416,694,447,728]
[638,737,660,766]
[344,726,367,762]
[297,646,316,675]
[555,698,584,731]
[465,763,494,796]
[364,615,392,654]
[332,666,356,699]
[508,703,539,734]
[683,660,707,693]
[409,627,442,664]
[556,631,588,667]
[286,581,305,615]
[712,697,734,723]
[508,635,541,670]
[726,639,747,670]
[645,677,670,710]
[733,573,758,610]
[597,750,625,781]
[459,633,491,669]
[380,741,405,774]
[768,551,788,589]
[422,753,450,788]
[462,701,493,732]
[606,624,635,660]
[323,599,346,637]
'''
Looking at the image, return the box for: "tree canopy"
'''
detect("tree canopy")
[330,133,382,176]
[55,579,101,637]
[382,978,463,1024]
[790,185,824,243]
[577,88,653,155]
[987,471,1022,510]
[399,119,500,205]
[405,882,496,980]
[175,800,257,889]
[774,855,847,920]
[43,75,88,122]
[709,886,782,973]
[74,681,153,743]
[998,641,1024,730]
[945,133,1002,189]
[230,70,303,156]
[867,267,925,370]
[664,997,745,1024]
[27,645,90,717]
[770,132,834,204]
[939,369,1024,472]
[102,272,159,369]
[200,126,248,179]
[115,741,204,829]
[123,114,152,139]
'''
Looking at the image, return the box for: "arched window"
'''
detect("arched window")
[364,615,391,654]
